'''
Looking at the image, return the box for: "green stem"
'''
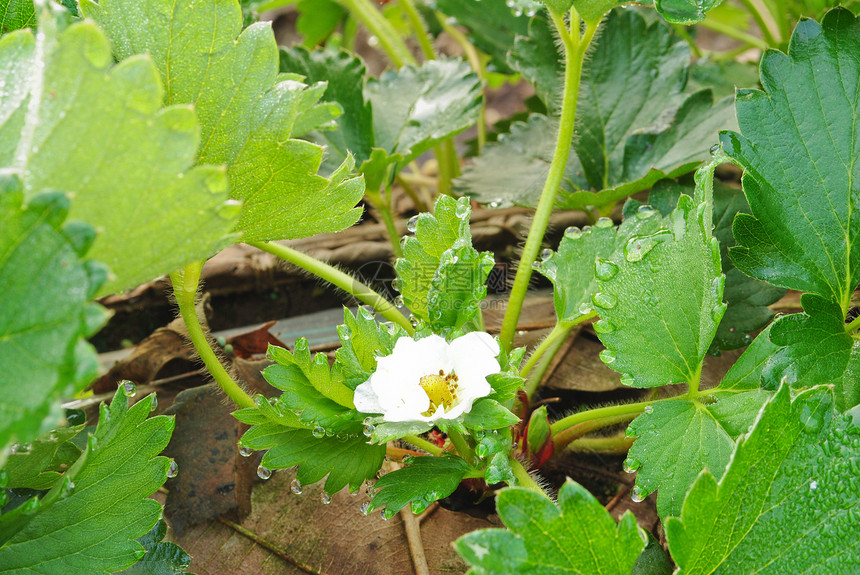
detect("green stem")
[565,433,634,454]
[521,323,574,399]
[672,24,703,58]
[337,0,415,67]
[434,143,455,196]
[366,190,404,257]
[846,313,860,335]
[399,0,436,60]
[552,413,640,452]
[509,457,544,493]
[499,10,597,351]
[396,173,429,212]
[403,434,443,456]
[697,18,769,51]
[446,427,475,466]
[737,0,778,47]
[248,241,414,334]
[170,263,255,409]
[550,400,654,441]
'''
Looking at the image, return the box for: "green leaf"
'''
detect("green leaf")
[0,388,175,573]
[395,195,494,332]
[3,425,82,490]
[487,373,525,404]
[688,58,760,100]
[434,0,531,74]
[455,480,646,574]
[648,179,786,351]
[507,14,560,113]
[82,0,364,242]
[296,0,345,48]
[762,294,860,411]
[462,399,520,430]
[0,0,34,33]
[459,10,735,211]
[268,338,355,409]
[279,46,374,168]
[593,169,724,388]
[369,455,472,517]
[241,426,385,494]
[654,0,722,24]
[666,385,860,574]
[334,306,406,390]
[118,520,191,575]
[721,8,860,313]
[0,17,237,295]
[370,420,433,444]
[0,177,107,464]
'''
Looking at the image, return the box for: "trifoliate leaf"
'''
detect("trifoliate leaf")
[666,385,860,574]
[365,58,482,168]
[462,399,520,430]
[334,307,407,390]
[3,425,82,490]
[434,0,531,73]
[455,480,646,574]
[82,0,364,242]
[721,8,860,313]
[119,519,191,575]
[648,179,786,350]
[593,161,724,388]
[0,388,175,573]
[0,16,237,295]
[459,10,736,211]
[762,294,860,411]
[240,426,385,495]
[0,177,107,464]
[368,455,472,517]
[395,195,494,332]
[654,0,722,24]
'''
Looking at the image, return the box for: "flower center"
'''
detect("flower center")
[419,369,459,417]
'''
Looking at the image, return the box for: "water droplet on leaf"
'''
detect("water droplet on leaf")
[564,226,582,239]
[541,248,553,261]
[594,258,618,280]
[595,216,613,228]
[623,457,640,473]
[120,380,137,397]
[630,485,646,502]
[239,446,253,457]
[455,201,469,219]
[636,205,656,219]
[291,479,303,494]
[593,320,616,334]
[167,459,179,478]
[359,502,371,515]
[411,499,428,514]
[599,349,615,364]
[591,292,617,309]
[313,426,325,439]
[624,230,671,262]
[321,492,332,505]
[407,215,419,233]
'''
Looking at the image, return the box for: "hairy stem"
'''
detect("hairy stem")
[552,412,639,452]
[403,434,443,456]
[399,0,436,60]
[446,427,475,466]
[366,188,404,257]
[564,432,635,454]
[550,400,654,444]
[337,0,415,67]
[499,10,598,350]
[248,241,414,334]
[171,263,255,409]
[509,457,544,493]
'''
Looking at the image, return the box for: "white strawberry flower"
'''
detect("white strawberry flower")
[353,332,501,423]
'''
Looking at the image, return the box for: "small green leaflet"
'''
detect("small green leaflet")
[457,9,736,211]
[0,388,175,574]
[395,195,494,332]
[666,385,860,574]
[0,177,107,465]
[722,8,860,314]
[118,520,192,575]
[646,178,785,351]
[3,425,82,490]
[334,306,406,390]
[455,480,646,574]
[369,455,472,518]
[0,14,238,295]
[82,0,364,243]
[592,161,724,388]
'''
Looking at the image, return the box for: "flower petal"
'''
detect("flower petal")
[353,379,383,415]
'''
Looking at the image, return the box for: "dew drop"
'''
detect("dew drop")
[407,215,419,233]
[120,380,137,397]
[810,480,818,490]
[636,205,656,219]
[599,349,616,365]
[595,216,613,228]
[709,143,721,156]
[541,248,553,261]
[622,457,640,474]
[564,226,582,239]
[411,499,428,514]
[578,302,593,315]
[475,443,490,458]
[624,230,672,262]
[167,459,179,478]
[217,199,242,220]
[254,395,266,407]
[593,319,616,334]
[257,465,272,480]
[711,303,727,322]
[313,426,326,439]
[381,508,396,520]
[10,442,31,455]
[290,479,303,494]
[594,258,619,281]
[620,373,635,386]
[488,199,501,208]
[239,446,253,457]
[591,292,617,309]
[359,502,371,515]
[455,201,469,219]
[321,492,332,505]
[630,485,646,502]
[394,295,404,307]
[644,405,654,414]
[148,393,158,411]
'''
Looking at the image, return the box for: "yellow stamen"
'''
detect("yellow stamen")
[419,370,459,417]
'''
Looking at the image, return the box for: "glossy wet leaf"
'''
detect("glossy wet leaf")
[655,0,722,24]
[0,388,175,573]
[3,425,82,490]
[82,0,364,242]
[119,519,191,575]
[0,17,237,295]
[762,294,860,411]
[334,307,407,390]
[0,178,106,465]
[455,480,645,574]
[458,9,735,210]
[368,455,472,516]
[721,8,860,313]
[395,195,494,332]
[435,0,531,73]
[648,179,785,351]
[241,425,385,495]
[666,385,860,574]
[461,398,520,430]
[593,166,723,388]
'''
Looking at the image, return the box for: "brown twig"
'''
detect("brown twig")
[604,486,628,512]
[218,516,324,575]
[400,508,431,575]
